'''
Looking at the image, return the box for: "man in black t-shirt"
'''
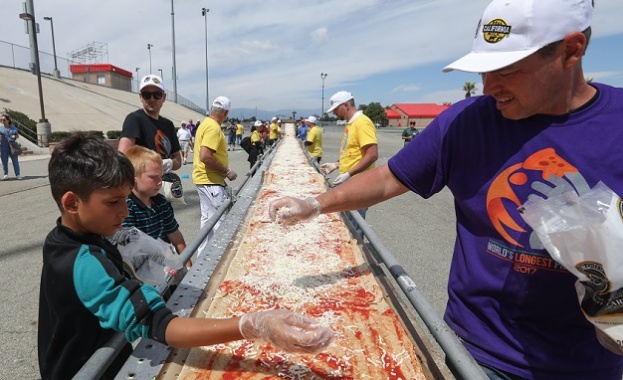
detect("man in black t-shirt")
[119,75,181,173]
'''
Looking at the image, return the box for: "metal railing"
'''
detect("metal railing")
[12,120,37,145]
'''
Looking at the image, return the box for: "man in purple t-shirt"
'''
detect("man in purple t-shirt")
[269,0,623,379]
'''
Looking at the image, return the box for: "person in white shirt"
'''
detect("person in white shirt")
[177,122,193,165]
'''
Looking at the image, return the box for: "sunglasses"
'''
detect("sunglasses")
[141,91,164,100]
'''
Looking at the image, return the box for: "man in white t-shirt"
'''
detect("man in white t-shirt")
[177,122,193,165]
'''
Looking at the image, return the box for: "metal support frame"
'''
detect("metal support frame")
[346,211,487,379]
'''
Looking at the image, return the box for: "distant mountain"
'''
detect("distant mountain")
[229,107,321,121]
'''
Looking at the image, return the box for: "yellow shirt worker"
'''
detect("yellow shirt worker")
[192,96,237,253]
[269,118,281,145]
[235,123,244,146]
[304,116,323,163]
[338,112,376,174]
[320,91,378,186]
[251,128,261,145]
[320,91,378,235]
[192,117,228,186]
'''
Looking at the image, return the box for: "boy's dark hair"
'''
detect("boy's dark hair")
[49,132,134,211]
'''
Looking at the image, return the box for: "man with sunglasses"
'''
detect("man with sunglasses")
[119,75,182,173]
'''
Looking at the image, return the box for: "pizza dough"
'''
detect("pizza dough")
[170,125,427,379]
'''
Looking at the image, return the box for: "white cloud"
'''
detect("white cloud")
[311,27,329,44]
[241,40,279,53]
[392,84,421,93]
[585,71,622,81]
[3,0,622,111]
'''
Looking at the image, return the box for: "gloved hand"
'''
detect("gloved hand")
[162,158,173,174]
[332,172,351,186]
[239,309,334,354]
[268,197,321,223]
[320,162,338,175]
[226,168,237,181]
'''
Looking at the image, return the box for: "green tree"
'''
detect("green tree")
[358,102,387,126]
[463,82,477,98]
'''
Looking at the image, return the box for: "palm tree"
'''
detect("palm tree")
[463,82,477,98]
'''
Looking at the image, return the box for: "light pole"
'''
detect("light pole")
[135,67,140,92]
[170,0,178,102]
[43,16,60,78]
[320,73,328,126]
[158,68,163,80]
[202,7,210,111]
[19,11,50,146]
[147,43,153,74]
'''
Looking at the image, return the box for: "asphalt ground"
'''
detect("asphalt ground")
[0,126,456,379]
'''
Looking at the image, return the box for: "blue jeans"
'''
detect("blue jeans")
[1,143,20,176]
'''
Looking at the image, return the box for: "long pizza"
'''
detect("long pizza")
[165,125,428,379]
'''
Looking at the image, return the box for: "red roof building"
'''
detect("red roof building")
[385,103,451,128]
[69,64,133,92]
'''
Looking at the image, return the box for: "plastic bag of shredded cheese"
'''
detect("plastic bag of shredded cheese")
[519,182,623,354]
[109,226,183,286]
[161,172,186,205]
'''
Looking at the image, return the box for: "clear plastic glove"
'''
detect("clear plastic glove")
[268,197,321,223]
[162,158,173,174]
[320,162,338,175]
[226,168,237,181]
[332,172,351,186]
[239,309,334,354]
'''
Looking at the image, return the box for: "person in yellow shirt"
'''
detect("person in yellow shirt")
[304,116,322,163]
[320,91,378,235]
[268,117,281,147]
[248,121,263,168]
[192,96,237,254]
[235,123,244,147]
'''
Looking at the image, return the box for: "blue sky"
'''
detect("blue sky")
[2,0,622,116]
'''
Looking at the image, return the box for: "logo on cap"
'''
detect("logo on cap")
[483,19,512,43]
[144,76,161,84]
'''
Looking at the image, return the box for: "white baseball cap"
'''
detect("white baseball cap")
[254,120,262,127]
[139,75,164,92]
[326,91,354,113]
[443,0,593,73]
[305,116,317,124]
[271,117,277,121]
[212,96,231,111]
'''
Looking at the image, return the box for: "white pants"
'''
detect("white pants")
[196,184,227,255]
